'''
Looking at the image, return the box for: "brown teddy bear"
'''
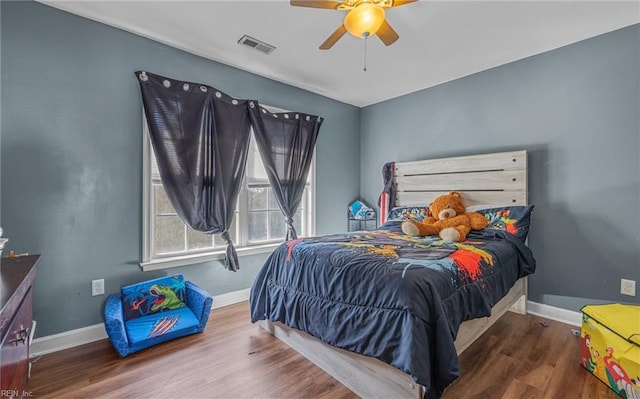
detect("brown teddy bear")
[401,191,488,242]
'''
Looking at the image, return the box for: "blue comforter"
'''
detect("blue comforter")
[250,221,536,398]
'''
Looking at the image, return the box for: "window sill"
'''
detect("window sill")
[139,242,281,271]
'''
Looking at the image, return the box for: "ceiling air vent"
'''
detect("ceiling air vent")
[238,35,276,55]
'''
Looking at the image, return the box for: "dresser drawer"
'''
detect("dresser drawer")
[1,288,33,398]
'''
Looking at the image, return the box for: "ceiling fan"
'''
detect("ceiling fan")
[291,0,418,50]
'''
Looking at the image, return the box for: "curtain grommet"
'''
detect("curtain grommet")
[183,83,190,91]
[139,71,148,81]
[231,99,239,105]
[295,114,299,119]
[262,108,267,114]
[284,114,289,119]
[215,91,222,98]
[318,117,322,122]
[249,101,255,108]
[163,80,171,88]
[200,85,208,92]
[306,116,310,121]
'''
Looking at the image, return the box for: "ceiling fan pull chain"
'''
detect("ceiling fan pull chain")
[363,37,368,72]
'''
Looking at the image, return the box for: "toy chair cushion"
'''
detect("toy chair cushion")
[121,274,187,320]
[125,306,200,345]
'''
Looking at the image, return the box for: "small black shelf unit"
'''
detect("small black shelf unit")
[347,210,377,232]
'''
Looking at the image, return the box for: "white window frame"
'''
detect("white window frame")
[140,108,316,271]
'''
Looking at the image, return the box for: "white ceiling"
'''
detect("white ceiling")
[40,1,640,107]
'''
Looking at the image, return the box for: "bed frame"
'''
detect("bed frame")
[258,150,529,398]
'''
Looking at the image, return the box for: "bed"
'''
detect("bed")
[249,150,536,399]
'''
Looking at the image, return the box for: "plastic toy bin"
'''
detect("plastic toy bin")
[579,303,640,398]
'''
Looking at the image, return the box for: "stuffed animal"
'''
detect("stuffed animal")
[400,191,488,242]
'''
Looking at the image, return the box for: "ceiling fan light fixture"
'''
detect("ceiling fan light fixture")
[343,3,385,39]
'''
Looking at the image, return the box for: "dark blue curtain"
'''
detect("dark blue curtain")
[136,71,251,272]
[136,71,323,269]
[248,104,322,241]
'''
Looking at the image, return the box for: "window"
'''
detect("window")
[141,116,315,271]
[243,143,308,243]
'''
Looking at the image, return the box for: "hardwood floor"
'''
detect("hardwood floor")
[29,301,619,399]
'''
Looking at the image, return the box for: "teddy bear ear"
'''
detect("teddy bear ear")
[449,191,461,198]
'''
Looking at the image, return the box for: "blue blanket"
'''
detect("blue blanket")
[250,221,536,398]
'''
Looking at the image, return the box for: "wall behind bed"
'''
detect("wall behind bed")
[360,24,639,310]
[0,1,360,338]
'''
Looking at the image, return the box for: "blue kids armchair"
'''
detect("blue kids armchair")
[104,274,213,357]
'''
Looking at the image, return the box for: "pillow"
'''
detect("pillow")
[477,205,534,242]
[466,204,513,212]
[387,206,430,222]
[121,274,187,320]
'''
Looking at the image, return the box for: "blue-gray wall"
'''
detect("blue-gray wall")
[360,24,640,311]
[0,1,360,337]
[1,1,638,339]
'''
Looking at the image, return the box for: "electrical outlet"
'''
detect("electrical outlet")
[92,279,105,296]
[621,279,636,296]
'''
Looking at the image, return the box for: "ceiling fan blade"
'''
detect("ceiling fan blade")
[319,24,347,50]
[290,0,344,9]
[390,0,418,7]
[376,20,399,46]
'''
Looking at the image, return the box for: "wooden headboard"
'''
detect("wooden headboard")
[393,150,528,207]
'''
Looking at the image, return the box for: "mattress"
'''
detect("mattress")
[250,220,536,396]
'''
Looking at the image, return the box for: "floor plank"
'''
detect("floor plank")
[29,302,620,398]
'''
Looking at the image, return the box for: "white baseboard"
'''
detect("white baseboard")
[212,288,250,309]
[30,323,108,357]
[30,288,251,357]
[30,293,579,357]
[526,300,582,327]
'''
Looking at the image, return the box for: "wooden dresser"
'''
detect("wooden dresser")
[1,255,39,398]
